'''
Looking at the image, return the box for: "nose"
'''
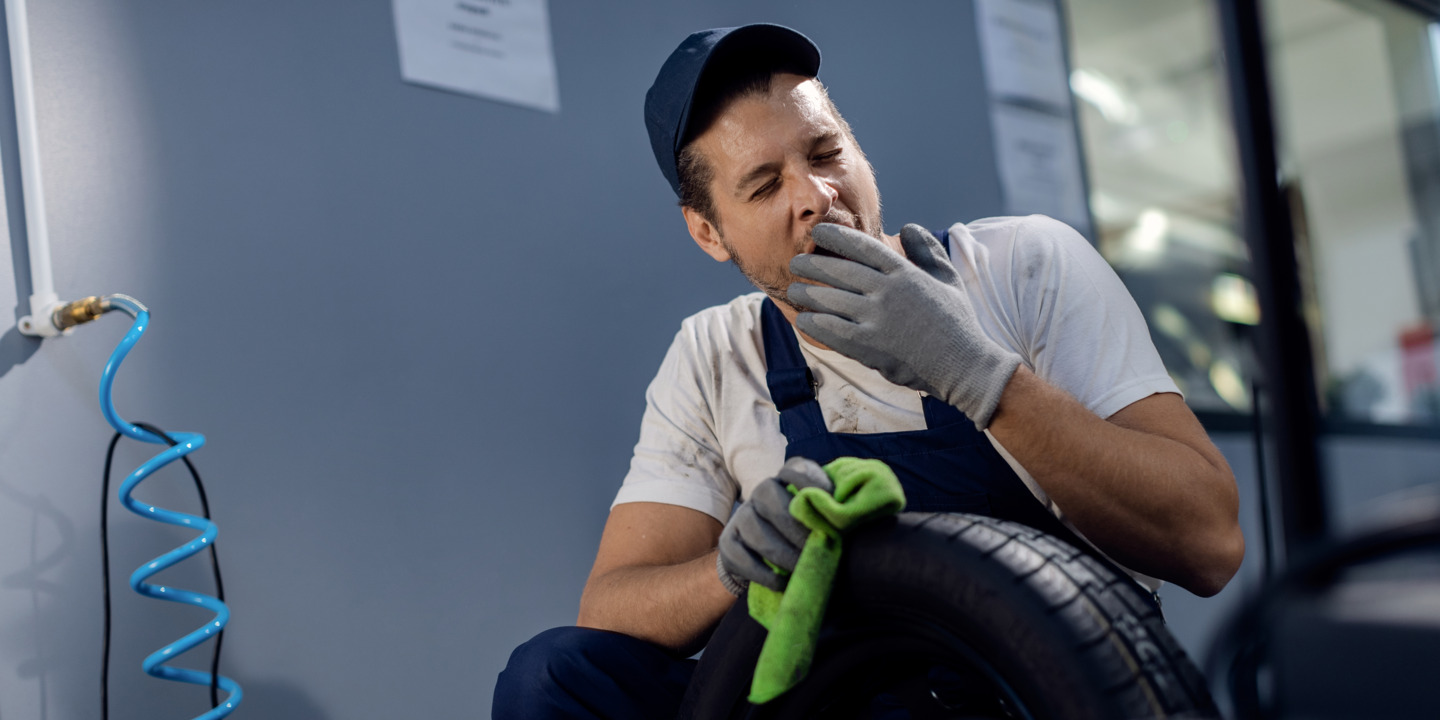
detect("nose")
[794,172,838,225]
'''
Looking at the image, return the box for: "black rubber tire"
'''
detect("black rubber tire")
[743,512,1218,719]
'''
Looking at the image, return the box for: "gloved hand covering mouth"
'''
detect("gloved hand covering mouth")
[787,222,1023,429]
[806,219,863,260]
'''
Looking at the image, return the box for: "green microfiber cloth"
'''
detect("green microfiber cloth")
[745,456,906,704]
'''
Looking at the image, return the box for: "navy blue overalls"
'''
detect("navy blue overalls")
[494,230,1152,719]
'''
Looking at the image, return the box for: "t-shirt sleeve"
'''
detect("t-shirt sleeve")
[612,320,741,523]
[999,215,1180,419]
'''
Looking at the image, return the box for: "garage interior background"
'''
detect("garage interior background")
[2,1,1438,718]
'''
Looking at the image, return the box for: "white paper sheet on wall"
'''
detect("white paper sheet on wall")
[392,0,560,113]
[975,0,1092,239]
[974,0,1070,109]
[989,103,1090,236]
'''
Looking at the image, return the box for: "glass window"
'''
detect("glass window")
[1063,0,1257,415]
[1265,0,1440,428]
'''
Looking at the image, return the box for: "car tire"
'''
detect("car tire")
[697,512,1218,719]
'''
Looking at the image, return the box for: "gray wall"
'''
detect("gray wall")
[0,2,1006,718]
[4,2,1427,718]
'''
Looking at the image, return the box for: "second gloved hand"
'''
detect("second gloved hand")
[717,457,834,596]
[787,223,1022,429]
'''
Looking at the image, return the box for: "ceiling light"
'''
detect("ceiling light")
[1070,68,1138,124]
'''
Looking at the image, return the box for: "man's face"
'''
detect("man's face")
[683,74,891,310]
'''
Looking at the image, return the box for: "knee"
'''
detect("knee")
[502,626,596,679]
[493,627,607,717]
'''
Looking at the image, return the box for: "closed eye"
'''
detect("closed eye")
[750,178,778,201]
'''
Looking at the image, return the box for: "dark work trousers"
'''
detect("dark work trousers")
[492,598,764,720]
[492,625,696,719]
[493,230,1156,718]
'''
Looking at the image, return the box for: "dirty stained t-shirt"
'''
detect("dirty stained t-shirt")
[613,215,1180,588]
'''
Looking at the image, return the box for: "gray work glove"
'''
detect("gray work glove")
[716,457,834,596]
[787,223,1022,429]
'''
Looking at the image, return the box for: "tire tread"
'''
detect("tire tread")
[919,514,1216,718]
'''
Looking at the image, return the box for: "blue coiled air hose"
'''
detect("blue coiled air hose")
[96,294,242,719]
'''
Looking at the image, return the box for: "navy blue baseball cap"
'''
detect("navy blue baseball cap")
[644,24,821,198]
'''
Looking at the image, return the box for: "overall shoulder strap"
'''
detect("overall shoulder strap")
[759,297,829,443]
[759,298,814,412]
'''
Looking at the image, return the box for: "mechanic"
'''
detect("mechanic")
[493,23,1243,719]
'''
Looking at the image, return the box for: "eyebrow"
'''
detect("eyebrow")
[732,131,844,197]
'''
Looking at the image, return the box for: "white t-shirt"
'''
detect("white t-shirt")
[614,215,1179,588]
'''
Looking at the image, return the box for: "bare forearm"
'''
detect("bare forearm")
[577,548,737,655]
[989,367,1243,595]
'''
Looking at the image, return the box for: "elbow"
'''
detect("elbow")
[1180,465,1245,597]
[575,579,608,632]
[575,605,598,631]
[1178,522,1245,597]
[575,574,610,631]
[575,601,621,637]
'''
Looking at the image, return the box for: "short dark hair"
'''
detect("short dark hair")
[676,66,778,229]
[676,71,852,231]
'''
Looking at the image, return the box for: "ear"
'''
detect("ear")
[683,206,731,262]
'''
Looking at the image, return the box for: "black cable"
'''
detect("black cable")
[102,422,228,718]
[100,431,122,720]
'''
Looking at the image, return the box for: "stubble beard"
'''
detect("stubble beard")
[721,207,882,312]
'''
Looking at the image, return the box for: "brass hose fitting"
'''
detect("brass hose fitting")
[51,295,104,331]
